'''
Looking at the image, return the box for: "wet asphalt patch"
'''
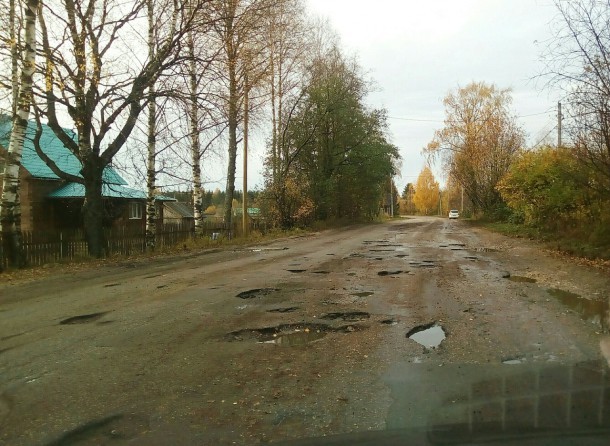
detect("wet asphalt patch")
[60,312,109,325]
[547,288,609,330]
[236,288,280,299]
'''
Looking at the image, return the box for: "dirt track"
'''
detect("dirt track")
[1,217,609,445]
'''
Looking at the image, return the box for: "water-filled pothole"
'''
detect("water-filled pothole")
[321,311,370,322]
[267,307,300,313]
[226,323,364,345]
[502,358,524,365]
[547,288,609,329]
[236,288,280,299]
[508,276,537,283]
[60,312,108,325]
[406,323,446,348]
[264,331,327,346]
[378,270,404,276]
[351,291,374,297]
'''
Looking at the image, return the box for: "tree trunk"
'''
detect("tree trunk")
[188,31,204,235]
[223,52,238,230]
[81,160,106,258]
[145,0,156,251]
[0,0,39,269]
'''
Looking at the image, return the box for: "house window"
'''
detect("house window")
[129,201,142,219]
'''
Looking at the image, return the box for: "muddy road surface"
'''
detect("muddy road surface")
[1,217,610,445]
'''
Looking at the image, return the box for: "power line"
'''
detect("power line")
[388,109,554,124]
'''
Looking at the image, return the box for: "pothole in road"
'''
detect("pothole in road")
[378,270,404,276]
[507,276,537,283]
[226,323,365,345]
[60,312,109,325]
[476,247,499,252]
[465,256,478,261]
[313,271,330,274]
[236,288,280,299]
[351,291,374,297]
[370,249,395,252]
[321,311,370,322]
[409,261,437,268]
[104,283,120,288]
[396,254,409,258]
[547,288,609,330]
[267,307,300,313]
[287,269,306,273]
[502,357,524,365]
[448,243,466,247]
[381,319,399,325]
[406,323,446,348]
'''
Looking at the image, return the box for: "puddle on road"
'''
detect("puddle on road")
[236,288,280,299]
[60,312,108,325]
[502,358,524,365]
[321,311,370,322]
[226,322,364,345]
[547,288,609,329]
[263,330,327,346]
[351,291,374,297]
[508,276,537,283]
[406,323,446,348]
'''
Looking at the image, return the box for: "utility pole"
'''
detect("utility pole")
[242,73,249,236]
[389,176,394,217]
[558,101,563,147]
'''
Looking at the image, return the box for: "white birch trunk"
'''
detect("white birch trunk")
[188,31,204,236]
[1,0,38,268]
[145,0,156,250]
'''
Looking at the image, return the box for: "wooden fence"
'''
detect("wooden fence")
[0,218,269,269]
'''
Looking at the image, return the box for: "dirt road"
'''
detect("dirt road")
[1,217,609,445]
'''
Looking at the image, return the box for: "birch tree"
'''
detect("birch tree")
[145,0,157,250]
[0,0,39,268]
[33,0,208,257]
[425,82,524,215]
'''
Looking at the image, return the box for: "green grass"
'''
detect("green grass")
[472,220,610,260]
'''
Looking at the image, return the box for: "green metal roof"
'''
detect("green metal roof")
[0,116,127,185]
[48,182,176,201]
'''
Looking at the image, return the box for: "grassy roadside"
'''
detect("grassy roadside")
[470,219,610,262]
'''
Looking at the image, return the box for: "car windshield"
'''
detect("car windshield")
[2,1,610,446]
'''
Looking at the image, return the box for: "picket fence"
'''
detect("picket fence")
[0,218,267,269]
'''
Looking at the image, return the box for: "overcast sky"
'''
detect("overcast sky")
[301,0,562,188]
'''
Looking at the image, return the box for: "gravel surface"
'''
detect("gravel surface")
[1,217,609,445]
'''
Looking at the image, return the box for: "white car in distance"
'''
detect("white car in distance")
[448,209,459,219]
